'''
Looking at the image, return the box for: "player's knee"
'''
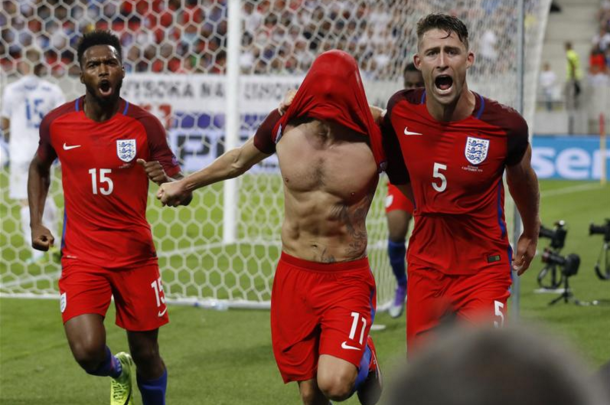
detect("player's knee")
[387,214,411,241]
[130,342,161,370]
[299,384,322,405]
[317,372,355,401]
[71,340,106,371]
[388,232,406,244]
[388,222,409,242]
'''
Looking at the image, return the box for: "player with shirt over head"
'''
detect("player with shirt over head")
[156,50,383,405]
[1,48,64,263]
[382,14,540,353]
[28,31,189,405]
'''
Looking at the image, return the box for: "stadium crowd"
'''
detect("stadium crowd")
[2,0,534,80]
[591,0,610,80]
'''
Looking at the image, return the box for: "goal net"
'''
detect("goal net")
[0,0,550,310]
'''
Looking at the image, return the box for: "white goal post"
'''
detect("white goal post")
[0,0,551,311]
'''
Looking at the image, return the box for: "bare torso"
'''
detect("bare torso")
[276,119,379,263]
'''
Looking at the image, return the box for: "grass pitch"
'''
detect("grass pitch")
[1,179,609,404]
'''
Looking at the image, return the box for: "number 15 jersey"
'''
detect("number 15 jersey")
[38,97,181,269]
[383,89,529,275]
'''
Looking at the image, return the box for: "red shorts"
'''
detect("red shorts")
[270,252,377,383]
[58,258,169,331]
[385,183,414,214]
[406,264,511,354]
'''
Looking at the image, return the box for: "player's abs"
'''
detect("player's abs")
[281,189,374,263]
[277,127,379,263]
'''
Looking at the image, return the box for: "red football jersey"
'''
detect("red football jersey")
[383,89,528,275]
[38,97,181,268]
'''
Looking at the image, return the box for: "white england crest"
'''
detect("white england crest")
[117,139,136,162]
[464,136,489,165]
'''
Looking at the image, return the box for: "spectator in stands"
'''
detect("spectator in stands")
[124,46,148,73]
[0,2,558,83]
[539,62,557,111]
[550,1,562,13]
[211,50,227,74]
[177,54,198,74]
[592,26,610,52]
[386,324,610,405]
[564,41,583,110]
[478,28,498,74]
[598,1,610,31]
[198,52,215,73]
[589,44,608,75]
[243,1,263,35]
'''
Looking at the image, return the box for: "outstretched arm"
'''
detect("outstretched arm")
[28,154,55,251]
[137,159,193,206]
[506,145,541,275]
[157,137,271,207]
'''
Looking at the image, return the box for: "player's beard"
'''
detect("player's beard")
[86,79,123,107]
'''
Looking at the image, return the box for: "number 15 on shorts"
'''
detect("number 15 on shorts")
[151,277,167,317]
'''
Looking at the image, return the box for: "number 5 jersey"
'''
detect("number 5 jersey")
[382,89,529,275]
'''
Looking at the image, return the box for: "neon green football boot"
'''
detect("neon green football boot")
[110,352,135,405]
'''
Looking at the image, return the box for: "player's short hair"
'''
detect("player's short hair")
[417,13,469,49]
[77,30,122,66]
[403,62,418,75]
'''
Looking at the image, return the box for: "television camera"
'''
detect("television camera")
[537,221,567,289]
[541,248,581,305]
[589,219,610,281]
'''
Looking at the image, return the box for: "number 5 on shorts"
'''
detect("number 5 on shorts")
[494,300,505,328]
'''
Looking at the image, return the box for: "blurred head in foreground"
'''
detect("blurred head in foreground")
[387,324,609,405]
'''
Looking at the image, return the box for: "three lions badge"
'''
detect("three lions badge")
[464,137,489,166]
[117,139,136,162]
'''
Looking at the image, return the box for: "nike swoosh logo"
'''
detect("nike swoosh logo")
[63,143,81,150]
[341,341,361,351]
[404,127,423,136]
[158,307,168,317]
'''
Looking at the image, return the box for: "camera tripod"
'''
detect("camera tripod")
[537,262,564,290]
[548,271,605,306]
[548,271,574,305]
[594,241,610,281]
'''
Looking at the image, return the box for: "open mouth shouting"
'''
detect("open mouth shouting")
[99,79,113,97]
[434,74,454,95]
